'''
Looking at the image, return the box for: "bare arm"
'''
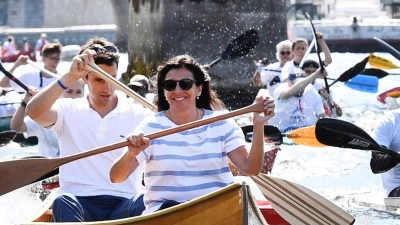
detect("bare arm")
[26,51,95,127]
[110,133,149,183]
[0,55,29,87]
[317,32,332,66]
[228,97,275,176]
[10,86,39,132]
[252,71,261,86]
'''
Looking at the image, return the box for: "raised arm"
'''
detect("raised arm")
[316,32,332,66]
[26,50,95,127]
[0,55,29,87]
[10,86,38,132]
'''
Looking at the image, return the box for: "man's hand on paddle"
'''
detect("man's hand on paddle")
[69,49,96,80]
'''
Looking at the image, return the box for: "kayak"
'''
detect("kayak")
[377,87,400,103]
[25,182,273,224]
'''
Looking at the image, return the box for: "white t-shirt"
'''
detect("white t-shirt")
[269,82,325,132]
[52,93,153,198]
[135,110,246,214]
[280,60,299,81]
[0,91,21,118]
[24,117,59,157]
[260,62,283,97]
[372,110,400,196]
[11,65,59,92]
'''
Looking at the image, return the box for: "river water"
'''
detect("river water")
[0,52,400,224]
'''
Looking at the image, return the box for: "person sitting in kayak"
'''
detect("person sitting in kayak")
[10,80,84,158]
[301,59,342,117]
[280,32,332,87]
[252,40,293,97]
[370,111,400,197]
[269,67,327,133]
[110,54,275,214]
[26,38,153,222]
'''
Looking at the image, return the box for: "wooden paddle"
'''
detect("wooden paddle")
[0,100,268,196]
[241,125,325,147]
[252,173,356,225]
[368,53,400,69]
[27,59,60,79]
[315,118,400,160]
[86,62,158,112]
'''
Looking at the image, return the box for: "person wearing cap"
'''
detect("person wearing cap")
[253,40,293,97]
[268,67,327,132]
[302,59,342,117]
[127,74,155,105]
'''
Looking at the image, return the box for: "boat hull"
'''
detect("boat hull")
[0,116,38,146]
[25,182,268,225]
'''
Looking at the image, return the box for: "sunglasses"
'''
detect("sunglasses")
[162,79,196,91]
[280,51,291,56]
[89,44,118,53]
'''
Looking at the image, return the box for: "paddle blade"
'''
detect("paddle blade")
[0,158,61,196]
[286,126,325,147]
[252,174,355,225]
[374,37,400,61]
[369,53,400,69]
[330,57,369,86]
[344,75,378,93]
[315,118,378,150]
[241,124,283,146]
[0,130,16,147]
[361,68,389,79]
[377,87,400,103]
[221,29,259,60]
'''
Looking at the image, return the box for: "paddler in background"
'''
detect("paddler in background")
[252,40,293,97]
[370,110,400,197]
[301,59,342,117]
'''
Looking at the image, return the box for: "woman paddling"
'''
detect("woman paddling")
[110,55,275,214]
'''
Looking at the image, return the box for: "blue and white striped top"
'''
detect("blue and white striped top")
[135,109,246,214]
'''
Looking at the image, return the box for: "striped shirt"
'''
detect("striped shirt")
[135,109,246,214]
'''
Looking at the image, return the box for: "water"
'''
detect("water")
[1,53,400,224]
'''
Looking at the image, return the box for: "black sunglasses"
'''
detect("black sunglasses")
[280,51,291,56]
[89,44,118,53]
[162,79,197,91]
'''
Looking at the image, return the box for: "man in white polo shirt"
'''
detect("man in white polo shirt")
[26,38,152,222]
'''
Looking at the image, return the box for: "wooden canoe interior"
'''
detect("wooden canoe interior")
[23,182,268,225]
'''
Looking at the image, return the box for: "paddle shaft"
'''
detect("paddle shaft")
[299,39,315,68]
[374,37,400,61]
[87,62,158,112]
[27,59,60,79]
[0,62,29,92]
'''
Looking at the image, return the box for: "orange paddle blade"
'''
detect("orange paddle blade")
[286,126,326,147]
[368,53,400,69]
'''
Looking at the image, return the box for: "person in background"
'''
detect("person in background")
[253,40,293,97]
[370,110,400,197]
[10,80,84,157]
[20,37,36,61]
[2,36,17,57]
[280,32,332,84]
[127,74,155,104]
[0,43,62,92]
[301,59,342,117]
[26,37,152,222]
[35,33,49,56]
[109,54,275,214]
[269,67,327,132]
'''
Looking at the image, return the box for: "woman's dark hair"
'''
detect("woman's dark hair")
[79,37,119,67]
[301,59,319,70]
[155,55,225,112]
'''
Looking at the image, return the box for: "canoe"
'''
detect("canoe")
[24,182,269,225]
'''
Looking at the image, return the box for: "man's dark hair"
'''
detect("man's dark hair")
[79,37,119,67]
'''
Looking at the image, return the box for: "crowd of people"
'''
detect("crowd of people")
[0,27,397,223]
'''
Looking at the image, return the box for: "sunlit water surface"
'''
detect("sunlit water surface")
[1,53,400,224]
